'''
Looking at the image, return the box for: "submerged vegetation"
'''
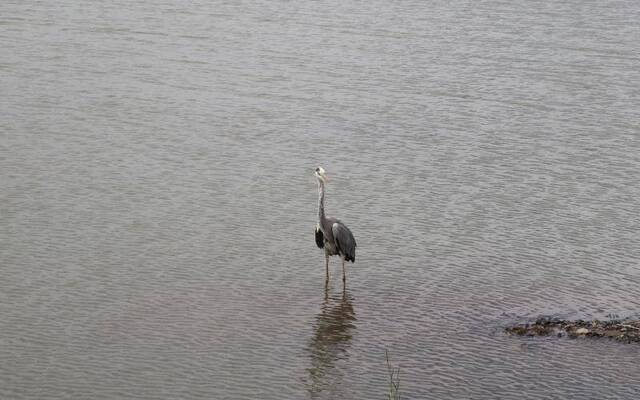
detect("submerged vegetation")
[506,318,640,343]
[385,350,401,400]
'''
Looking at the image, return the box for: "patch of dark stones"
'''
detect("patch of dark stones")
[506,318,640,343]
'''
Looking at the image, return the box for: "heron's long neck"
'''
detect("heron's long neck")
[318,181,326,224]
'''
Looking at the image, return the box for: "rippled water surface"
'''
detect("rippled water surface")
[2,1,640,398]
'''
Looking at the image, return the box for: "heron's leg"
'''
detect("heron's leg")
[342,257,346,284]
[325,253,330,282]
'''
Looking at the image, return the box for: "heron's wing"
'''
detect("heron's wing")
[332,222,357,262]
[315,224,324,248]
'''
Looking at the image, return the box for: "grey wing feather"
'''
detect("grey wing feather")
[315,225,324,248]
[332,222,357,262]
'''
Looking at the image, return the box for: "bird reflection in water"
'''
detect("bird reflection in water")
[305,286,356,397]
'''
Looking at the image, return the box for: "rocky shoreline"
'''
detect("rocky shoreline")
[506,318,640,343]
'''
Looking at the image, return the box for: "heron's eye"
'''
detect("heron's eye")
[315,168,319,172]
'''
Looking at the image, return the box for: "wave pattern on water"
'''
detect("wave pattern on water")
[2,0,640,399]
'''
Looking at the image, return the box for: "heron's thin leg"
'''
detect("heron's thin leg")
[342,257,346,284]
[325,254,330,282]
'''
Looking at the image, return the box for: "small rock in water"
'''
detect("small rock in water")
[506,318,640,343]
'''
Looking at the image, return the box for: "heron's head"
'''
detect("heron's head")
[314,167,328,183]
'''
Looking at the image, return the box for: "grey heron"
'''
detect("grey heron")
[314,167,357,283]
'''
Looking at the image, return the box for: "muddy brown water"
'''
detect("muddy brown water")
[2,1,640,399]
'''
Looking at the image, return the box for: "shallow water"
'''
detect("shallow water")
[2,0,640,398]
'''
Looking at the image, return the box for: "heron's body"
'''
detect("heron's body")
[313,167,357,283]
[316,218,338,254]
